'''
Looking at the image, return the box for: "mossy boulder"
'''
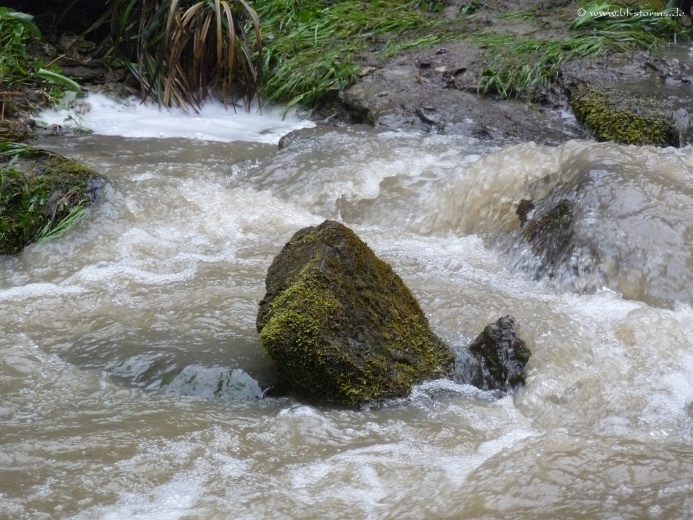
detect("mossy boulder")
[256,220,454,407]
[570,84,678,147]
[465,315,531,392]
[0,146,102,254]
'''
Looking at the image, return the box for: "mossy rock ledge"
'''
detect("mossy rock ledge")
[1,147,103,254]
[256,220,455,407]
[569,84,678,147]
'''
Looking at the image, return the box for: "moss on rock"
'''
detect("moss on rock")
[0,146,102,254]
[256,220,454,407]
[570,84,678,147]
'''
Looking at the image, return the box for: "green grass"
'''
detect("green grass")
[475,2,691,100]
[253,0,444,108]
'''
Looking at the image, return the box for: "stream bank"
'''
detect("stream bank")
[3,0,693,147]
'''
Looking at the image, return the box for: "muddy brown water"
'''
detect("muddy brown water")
[3,127,693,518]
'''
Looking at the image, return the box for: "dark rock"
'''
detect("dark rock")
[339,39,583,145]
[516,199,535,226]
[256,220,455,407]
[464,316,531,392]
[509,192,601,286]
[506,160,693,308]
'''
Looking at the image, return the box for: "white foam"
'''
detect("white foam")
[34,93,314,144]
[0,282,85,301]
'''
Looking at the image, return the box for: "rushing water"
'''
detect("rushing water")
[3,97,693,519]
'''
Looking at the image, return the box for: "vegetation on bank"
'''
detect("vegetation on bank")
[0,8,80,140]
[476,1,693,100]
[4,1,691,114]
[107,0,263,109]
[253,0,444,108]
[103,0,444,109]
[0,143,101,254]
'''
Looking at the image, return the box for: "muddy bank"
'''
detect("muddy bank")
[338,39,584,145]
[321,0,693,146]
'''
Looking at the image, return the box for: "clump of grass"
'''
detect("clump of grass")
[0,144,100,254]
[254,0,443,108]
[477,2,691,99]
[108,0,262,110]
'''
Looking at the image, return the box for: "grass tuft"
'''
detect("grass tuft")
[0,7,80,109]
[254,0,443,108]
[108,0,263,110]
[476,2,692,100]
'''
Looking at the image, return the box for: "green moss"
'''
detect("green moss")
[570,85,677,146]
[0,147,101,254]
[257,221,454,407]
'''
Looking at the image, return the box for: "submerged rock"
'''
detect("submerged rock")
[508,187,601,291]
[256,220,454,407]
[0,146,103,254]
[464,315,531,392]
[519,198,588,280]
[506,156,693,308]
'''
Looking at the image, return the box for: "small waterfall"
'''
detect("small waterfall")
[673,107,692,147]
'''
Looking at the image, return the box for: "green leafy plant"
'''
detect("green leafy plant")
[0,8,80,96]
[108,0,262,109]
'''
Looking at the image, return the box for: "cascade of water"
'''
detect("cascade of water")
[3,95,693,518]
[673,107,692,147]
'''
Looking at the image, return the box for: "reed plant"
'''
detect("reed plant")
[104,0,450,110]
[108,0,262,109]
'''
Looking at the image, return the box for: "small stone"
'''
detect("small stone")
[466,316,531,392]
